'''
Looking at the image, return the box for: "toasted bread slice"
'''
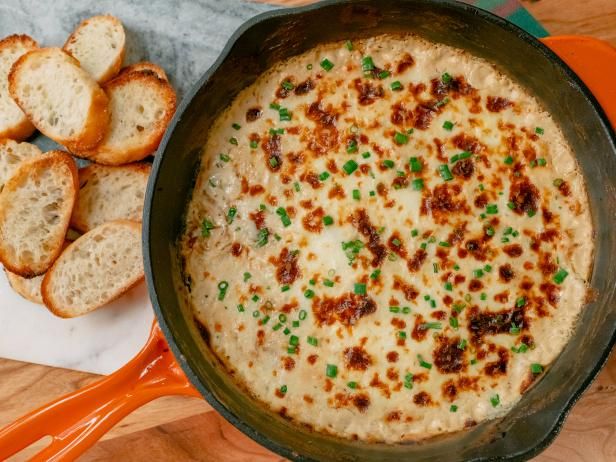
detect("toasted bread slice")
[8,48,109,151]
[5,240,70,304]
[77,71,176,165]
[41,220,144,318]
[0,150,77,277]
[119,62,168,81]
[64,15,125,83]
[0,35,38,140]
[0,139,42,191]
[6,270,44,304]
[71,162,151,233]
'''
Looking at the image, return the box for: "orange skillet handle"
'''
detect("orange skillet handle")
[0,321,199,461]
[542,36,616,128]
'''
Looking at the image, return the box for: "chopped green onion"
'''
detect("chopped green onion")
[326,364,338,378]
[433,263,439,273]
[307,336,318,346]
[411,178,424,191]
[276,207,292,227]
[361,56,375,72]
[343,159,358,174]
[347,381,358,389]
[484,264,492,272]
[537,158,547,166]
[281,285,290,293]
[250,140,258,149]
[320,58,334,71]
[486,204,498,214]
[490,394,500,407]
[378,70,391,79]
[269,157,279,168]
[226,207,237,224]
[409,157,422,173]
[511,343,528,354]
[289,335,299,346]
[439,164,454,181]
[389,306,400,313]
[319,171,330,181]
[323,279,335,287]
[219,153,231,162]
[504,156,514,165]
[370,269,381,280]
[516,297,526,307]
[458,339,467,350]
[237,304,245,313]
[229,137,238,146]
[398,331,407,339]
[527,209,536,217]
[394,132,409,145]
[323,215,334,226]
[449,317,459,329]
[292,320,300,328]
[201,219,216,237]
[418,355,432,369]
[402,306,411,314]
[281,80,294,91]
[232,123,241,130]
[354,283,367,295]
[251,294,260,302]
[307,64,313,70]
[352,189,361,201]
[444,281,453,291]
[535,127,544,135]
[430,299,437,309]
[553,268,568,284]
[442,72,452,84]
[473,269,484,278]
[299,310,307,320]
[439,241,451,247]
[362,151,371,159]
[531,363,543,374]
[421,322,442,330]
[404,373,413,389]
[382,159,395,169]
[217,281,229,300]
[345,40,354,51]
[255,228,269,248]
[443,121,454,131]
[391,80,402,91]
[450,404,458,412]
[304,289,315,299]
[278,107,292,122]
[411,229,419,237]
[509,322,521,335]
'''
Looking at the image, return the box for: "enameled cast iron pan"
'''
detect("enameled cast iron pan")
[1,1,616,460]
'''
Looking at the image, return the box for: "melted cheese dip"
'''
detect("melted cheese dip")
[180,35,593,442]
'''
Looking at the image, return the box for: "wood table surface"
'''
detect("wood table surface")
[2,0,616,460]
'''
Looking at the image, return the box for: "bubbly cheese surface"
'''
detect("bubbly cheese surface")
[180,35,593,442]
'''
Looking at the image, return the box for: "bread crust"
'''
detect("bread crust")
[41,220,144,318]
[75,71,176,165]
[0,34,38,141]
[8,48,110,151]
[118,62,168,82]
[63,14,125,84]
[0,150,78,277]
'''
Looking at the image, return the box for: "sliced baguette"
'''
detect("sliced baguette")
[5,240,70,304]
[119,62,168,81]
[0,35,38,140]
[41,220,144,318]
[0,150,77,277]
[6,270,44,304]
[0,139,42,191]
[8,48,109,151]
[77,71,176,165]
[64,15,125,83]
[70,162,151,233]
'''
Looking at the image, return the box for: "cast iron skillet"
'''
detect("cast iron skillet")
[145,1,616,460]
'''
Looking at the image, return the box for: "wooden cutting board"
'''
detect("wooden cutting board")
[1,1,615,460]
